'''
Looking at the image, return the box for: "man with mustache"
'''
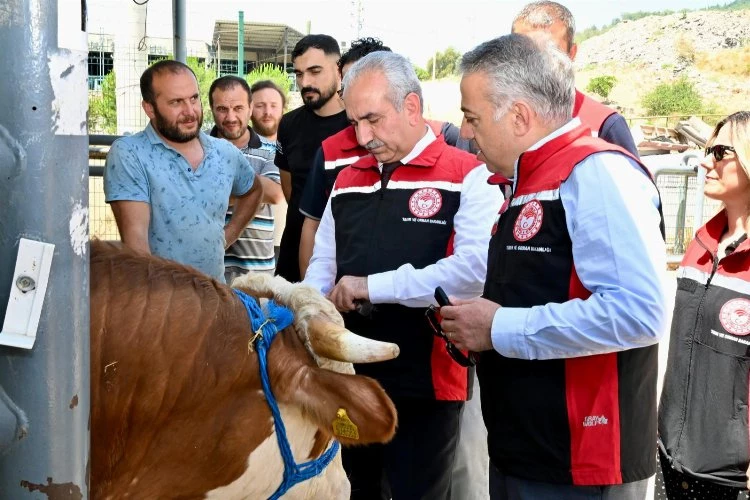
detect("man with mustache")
[274,34,349,283]
[104,60,263,282]
[209,75,284,281]
[304,51,502,499]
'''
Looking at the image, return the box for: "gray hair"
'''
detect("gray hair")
[342,51,423,112]
[512,1,576,52]
[460,33,574,127]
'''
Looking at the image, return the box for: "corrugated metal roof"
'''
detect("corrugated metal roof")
[212,21,305,54]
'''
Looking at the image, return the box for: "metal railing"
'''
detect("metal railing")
[649,152,720,265]
[626,114,726,128]
[89,135,120,241]
[88,138,719,267]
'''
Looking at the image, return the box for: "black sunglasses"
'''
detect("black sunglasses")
[706,144,736,162]
[425,305,477,367]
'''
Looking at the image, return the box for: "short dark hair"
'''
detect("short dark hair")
[292,34,341,61]
[140,60,197,104]
[208,75,251,108]
[338,37,391,73]
[250,80,287,109]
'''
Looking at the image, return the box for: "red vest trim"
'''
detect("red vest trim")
[574,90,617,137]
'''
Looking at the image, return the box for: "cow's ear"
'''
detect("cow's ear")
[281,366,397,446]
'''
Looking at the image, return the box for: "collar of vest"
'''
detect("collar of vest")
[695,209,750,256]
[573,89,586,116]
[350,134,448,170]
[517,124,591,177]
[209,125,263,149]
[326,125,361,152]
[487,173,512,186]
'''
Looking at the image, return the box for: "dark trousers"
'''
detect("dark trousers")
[343,397,463,500]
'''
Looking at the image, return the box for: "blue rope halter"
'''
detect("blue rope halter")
[233,289,341,500]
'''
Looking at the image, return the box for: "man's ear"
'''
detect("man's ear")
[142,100,155,121]
[404,92,422,126]
[510,101,533,137]
[568,43,578,62]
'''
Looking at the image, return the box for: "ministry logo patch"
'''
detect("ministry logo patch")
[513,200,543,242]
[720,298,750,336]
[409,188,442,218]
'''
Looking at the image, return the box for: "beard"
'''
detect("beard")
[153,105,203,143]
[215,120,246,141]
[300,80,339,111]
[250,114,279,138]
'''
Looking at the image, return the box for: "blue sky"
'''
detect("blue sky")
[88,0,729,66]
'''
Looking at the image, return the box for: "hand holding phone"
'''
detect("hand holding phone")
[434,286,451,307]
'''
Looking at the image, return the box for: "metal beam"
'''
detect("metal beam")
[238,11,244,75]
[173,0,187,63]
[0,0,89,495]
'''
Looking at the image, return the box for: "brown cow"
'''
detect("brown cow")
[90,241,398,499]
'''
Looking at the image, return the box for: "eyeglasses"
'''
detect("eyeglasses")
[425,305,477,367]
[706,144,736,162]
[337,86,344,98]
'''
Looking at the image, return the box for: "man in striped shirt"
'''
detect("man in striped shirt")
[209,76,284,281]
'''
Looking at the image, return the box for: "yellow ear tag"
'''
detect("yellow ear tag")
[332,408,360,440]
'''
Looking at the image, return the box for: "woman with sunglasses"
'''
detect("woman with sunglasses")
[658,111,750,499]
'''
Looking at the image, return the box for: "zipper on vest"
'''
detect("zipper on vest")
[673,233,717,458]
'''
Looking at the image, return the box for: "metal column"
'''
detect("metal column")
[0,0,89,496]
[173,0,186,63]
[237,10,244,76]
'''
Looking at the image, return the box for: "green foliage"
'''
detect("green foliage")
[641,78,703,116]
[576,2,750,44]
[186,57,217,127]
[585,75,617,101]
[621,9,674,21]
[704,0,750,11]
[245,63,292,101]
[413,65,431,81]
[88,71,117,133]
[575,19,620,44]
[426,47,462,79]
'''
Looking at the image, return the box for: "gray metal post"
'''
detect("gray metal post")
[674,174,689,254]
[283,28,288,71]
[685,153,706,236]
[0,0,89,496]
[173,0,187,63]
[238,11,244,76]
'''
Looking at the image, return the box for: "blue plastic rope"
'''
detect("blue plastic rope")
[233,289,341,499]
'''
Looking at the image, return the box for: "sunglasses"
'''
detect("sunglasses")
[706,144,736,162]
[425,305,477,367]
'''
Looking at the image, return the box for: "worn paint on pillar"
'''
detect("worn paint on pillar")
[0,0,89,496]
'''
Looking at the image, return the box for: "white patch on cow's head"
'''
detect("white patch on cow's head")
[231,274,354,374]
[204,404,349,499]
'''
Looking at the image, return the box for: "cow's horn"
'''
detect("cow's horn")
[306,317,399,363]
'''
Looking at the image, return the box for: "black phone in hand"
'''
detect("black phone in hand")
[434,286,451,307]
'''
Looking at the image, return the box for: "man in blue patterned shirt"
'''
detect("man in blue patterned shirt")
[104,60,263,282]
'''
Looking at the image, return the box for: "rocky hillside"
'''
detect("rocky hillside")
[574,9,750,114]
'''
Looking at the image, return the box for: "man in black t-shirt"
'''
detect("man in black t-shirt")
[274,34,349,283]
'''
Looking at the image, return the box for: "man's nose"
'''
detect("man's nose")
[356,123,373,146]
[459,118,474,140]
[299,73,313,89]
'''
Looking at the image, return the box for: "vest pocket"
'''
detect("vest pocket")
[679,341,749,475]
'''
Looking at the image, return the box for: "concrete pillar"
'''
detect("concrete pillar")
[114,0,148,135]
[0,0,89,496]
